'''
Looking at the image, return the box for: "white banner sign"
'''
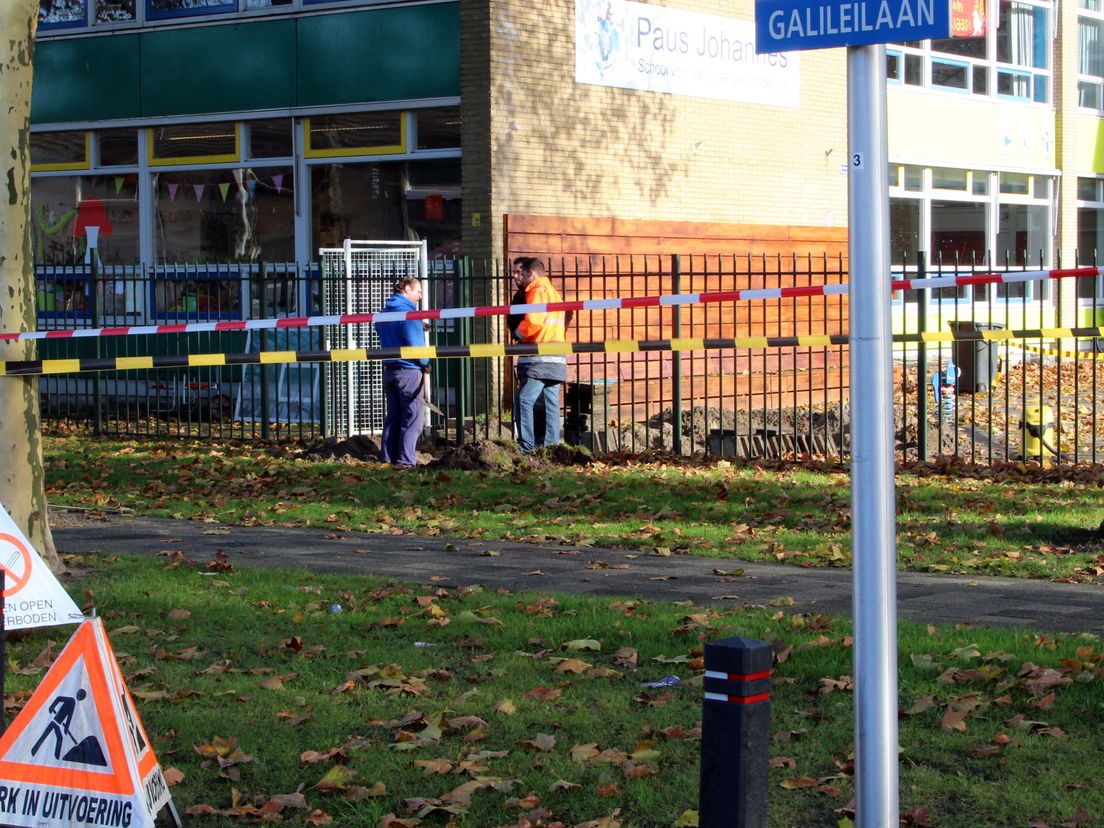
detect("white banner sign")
[1,504,83,631]
[575,0,800,106]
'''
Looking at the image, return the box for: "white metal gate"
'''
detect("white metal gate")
[320,240,428,438]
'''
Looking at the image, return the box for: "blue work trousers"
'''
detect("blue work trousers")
[381,368,425,467]
[515,368,562,453]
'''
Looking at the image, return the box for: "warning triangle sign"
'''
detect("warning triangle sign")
[0,618,173,827]
[0,503,83,631]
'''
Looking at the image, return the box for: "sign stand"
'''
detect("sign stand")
[755,0,959,821]
[847,44,900,826]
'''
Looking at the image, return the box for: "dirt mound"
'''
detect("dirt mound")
[299,435,382,462]
[427,439,521,470]
[428,440,594,471]
[540,443,595,467]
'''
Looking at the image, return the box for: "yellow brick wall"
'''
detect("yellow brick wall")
[463,0,849,260]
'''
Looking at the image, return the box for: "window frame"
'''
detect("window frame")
[37,0,385,35]
[1079,2,1104,111]
[888,0,1052,105]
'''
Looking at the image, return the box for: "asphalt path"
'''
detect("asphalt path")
[51,514,1104,636]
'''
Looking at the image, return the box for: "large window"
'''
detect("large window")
[889,0,1051,103]
[890,199,921,266]
[311,159,461,256]
[996,1,1049,101]
[153,167,295,264]
[1077,178,1104,300]
[31,110,461,270]
[889,164,1054,303]
[1080,0,1104,109]
[31,175,140,267]
[996,203,1050,298]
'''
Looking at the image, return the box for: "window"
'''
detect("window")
[996,204,1049,298]
[29,109,461,272]
[889,164,1055,303]
[147,0,237,21]
[39,0,88,31]
[311,159,461,256]
[36,2,433,35]
[150,265,242,321]
[931,200,987,300]
[415,108,461,151]
[1077,178,1104,299]
[31,175,140,267]
[149,123,239,165]
[1080,1,1104,109]
[153,167,294,264]
[99,130,138,167]
[930,33,986,93]
[996,1,1049,101]
[887,49,924,86]
[890,198,921,265]
[31,132,90,171]
[246,119,293,159]
[889,0,1050,103]
[999,172,1031,195]
[933,167,969,191]
[306,112,406,157]
[96,1,136,23]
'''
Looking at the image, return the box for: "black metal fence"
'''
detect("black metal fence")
[28,254,1104,464]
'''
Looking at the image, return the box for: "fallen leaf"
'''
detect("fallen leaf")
[781,777,820,789]
[519,733,556,753]
[315,765,356,791]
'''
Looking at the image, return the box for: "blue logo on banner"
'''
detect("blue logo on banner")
[755,0,951,53]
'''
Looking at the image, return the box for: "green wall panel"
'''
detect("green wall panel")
[140,20,296,118]
[32,35,141,123]
[31,4,459,127]
[297,4,460,105]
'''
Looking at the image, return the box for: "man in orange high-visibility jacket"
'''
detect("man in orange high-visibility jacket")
[509,257,567,453]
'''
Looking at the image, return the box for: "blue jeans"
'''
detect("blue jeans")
[515,368,562,453]
[381,368,425,467]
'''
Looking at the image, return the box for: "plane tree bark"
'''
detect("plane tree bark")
[0,3,61,571]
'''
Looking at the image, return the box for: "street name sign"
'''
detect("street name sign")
[755,0,951,53]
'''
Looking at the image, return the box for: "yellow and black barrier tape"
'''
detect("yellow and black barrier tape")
[3,326,1104,377]
[1013,340,1104,360]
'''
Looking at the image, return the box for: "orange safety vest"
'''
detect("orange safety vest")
[516,276,566,344]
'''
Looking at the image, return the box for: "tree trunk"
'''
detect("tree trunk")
[0,3,60,572]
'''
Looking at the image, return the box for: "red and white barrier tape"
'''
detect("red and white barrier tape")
[2,266,1098,343]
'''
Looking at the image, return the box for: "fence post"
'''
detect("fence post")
[672,254,683,456]
[318,260,329,440]
[455,257,468,447]
[91,256,103,436]
[698,636,772,828]
[916,251,928,461]
[259,263,271,441]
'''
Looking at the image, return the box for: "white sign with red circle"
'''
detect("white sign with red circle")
[1,505,83,631]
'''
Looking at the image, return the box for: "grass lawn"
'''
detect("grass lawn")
[43,436,1104,581]
[4,552,1101,827]
[19,434,1104,824]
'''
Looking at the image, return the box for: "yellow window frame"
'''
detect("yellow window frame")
[147,124,241,167]
[303,114,408,158]
[31,132,92,172]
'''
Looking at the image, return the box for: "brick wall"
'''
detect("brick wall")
[463,0,849,266]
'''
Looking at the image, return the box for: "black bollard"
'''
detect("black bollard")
[698,636,773,828]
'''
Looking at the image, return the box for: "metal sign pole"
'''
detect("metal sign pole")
[847,43,900,827]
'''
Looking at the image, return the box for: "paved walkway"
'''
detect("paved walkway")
[53,514,1104,636]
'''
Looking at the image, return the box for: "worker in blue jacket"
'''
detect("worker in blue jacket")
[375,277,429,467]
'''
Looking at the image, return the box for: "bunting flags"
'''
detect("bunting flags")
[157,174,289,202]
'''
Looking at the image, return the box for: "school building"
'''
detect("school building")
[27,0,1104,331]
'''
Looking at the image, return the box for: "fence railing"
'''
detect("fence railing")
[26,254,1104,465]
